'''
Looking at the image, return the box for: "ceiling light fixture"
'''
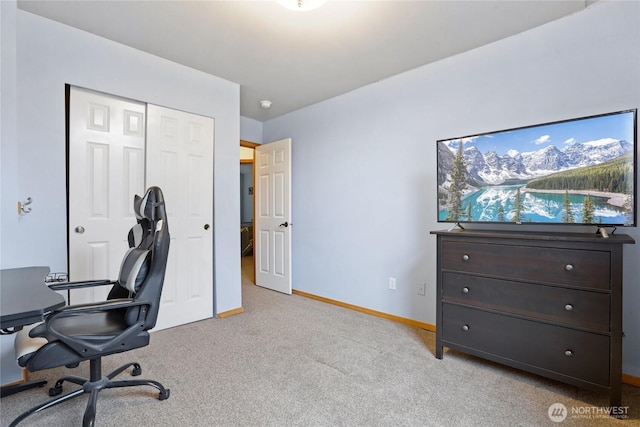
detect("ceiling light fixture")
[260,100,272,109]
[278,0,326,12]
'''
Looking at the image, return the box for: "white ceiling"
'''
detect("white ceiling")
[17,1,590,121]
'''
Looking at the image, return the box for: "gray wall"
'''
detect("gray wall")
[0,0,22,386]
[263,1,640,377]
[1,2,242,315]
[240,116,263,144]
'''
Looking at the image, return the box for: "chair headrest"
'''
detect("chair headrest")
[137,187,166,223]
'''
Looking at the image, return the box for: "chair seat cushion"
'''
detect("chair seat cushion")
[17,311,150,372]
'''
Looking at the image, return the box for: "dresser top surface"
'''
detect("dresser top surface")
[430,228,635,245]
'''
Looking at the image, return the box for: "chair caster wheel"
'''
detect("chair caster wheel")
[159,389,170,401]
[132,366,142,376]
[49,386,62,396]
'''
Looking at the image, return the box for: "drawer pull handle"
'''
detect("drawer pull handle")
[462,254,469,261]
[564,304,574,311]
[564,350,573,357]
[461,325,469,332]
[462,287,469,294]
[565,264,574,271]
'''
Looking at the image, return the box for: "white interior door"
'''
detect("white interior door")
[255,138,292,294]
[68,86,146,304]
[146,104,214,330]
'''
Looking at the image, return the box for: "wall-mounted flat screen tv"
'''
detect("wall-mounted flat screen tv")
[437,109,637,226]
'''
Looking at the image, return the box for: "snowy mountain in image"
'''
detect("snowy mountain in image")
[437,138,632,188]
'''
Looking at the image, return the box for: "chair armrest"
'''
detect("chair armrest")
[48,298,147,315]
[48,279,116,291]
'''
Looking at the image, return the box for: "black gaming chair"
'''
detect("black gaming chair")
[11,186,171,427]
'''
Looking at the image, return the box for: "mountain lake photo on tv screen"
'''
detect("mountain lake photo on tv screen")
[437,110,637,226]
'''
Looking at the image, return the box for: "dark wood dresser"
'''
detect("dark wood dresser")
[431,229,635,407]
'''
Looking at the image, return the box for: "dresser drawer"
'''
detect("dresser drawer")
[442,303,610,386]
[442,272,610,331]
[441,240,611,290]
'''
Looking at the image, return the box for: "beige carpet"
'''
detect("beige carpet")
[1,262,638,426]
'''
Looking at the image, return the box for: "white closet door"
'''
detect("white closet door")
[146,104,214,330]
[68,86,146,304]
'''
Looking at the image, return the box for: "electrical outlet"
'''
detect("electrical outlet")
[417,283,426,296]
[389,277,396,290]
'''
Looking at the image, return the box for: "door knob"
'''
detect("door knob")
[74,226,85,234]
[204,224,210,230]
[279,222,288,228]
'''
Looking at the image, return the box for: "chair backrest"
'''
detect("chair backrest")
[108,186,170,329]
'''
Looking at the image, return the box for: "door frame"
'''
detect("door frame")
[240,139,259,283]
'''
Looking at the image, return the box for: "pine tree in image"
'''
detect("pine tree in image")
[582,194,595,224]
[512,187,523,223]
[446,142,467,221]
[562,190,575,223]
